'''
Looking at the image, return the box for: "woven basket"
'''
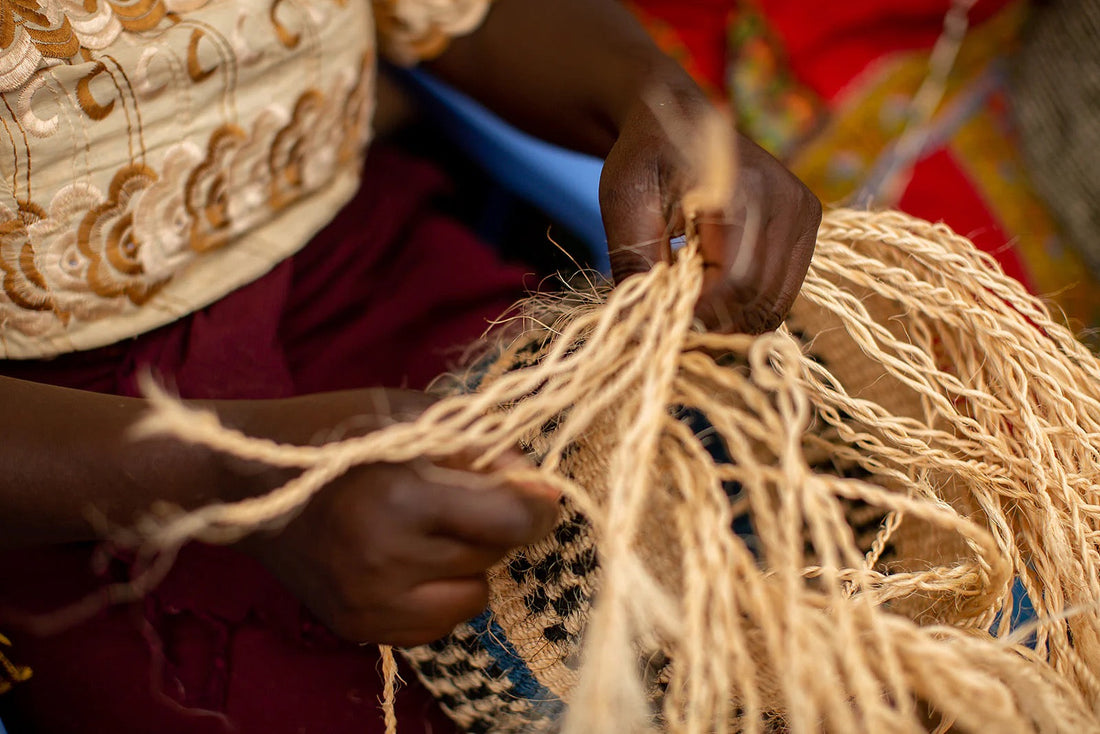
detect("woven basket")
[403,280,971,732]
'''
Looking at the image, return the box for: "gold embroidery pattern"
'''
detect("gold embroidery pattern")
[77,163,160,303]
[0,59,372,339]
[0,0,205,92]
[0,0,493,357]
[372,0,491,64]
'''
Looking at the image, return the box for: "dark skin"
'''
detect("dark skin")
[0,0,820,646]
[428,0,821,331]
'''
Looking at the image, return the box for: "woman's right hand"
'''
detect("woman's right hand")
[0,376,557,646]
[228,389,561,647]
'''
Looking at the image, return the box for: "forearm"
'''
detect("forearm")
[0,376,239,547]
[428,0,821,334]
[426,0,700,157]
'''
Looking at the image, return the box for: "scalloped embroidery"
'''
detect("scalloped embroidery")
[0,56,372,337]
[0,0,216,93]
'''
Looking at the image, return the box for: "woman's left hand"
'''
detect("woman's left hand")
[599,82,821,334]
[429,0,820,333]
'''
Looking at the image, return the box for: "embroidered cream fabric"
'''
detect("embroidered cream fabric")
[374,0,495,64]
[0,0,491,358]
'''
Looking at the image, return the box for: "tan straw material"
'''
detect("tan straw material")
[131,207,1100,733]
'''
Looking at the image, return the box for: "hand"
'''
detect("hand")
[423,0,817,331]
[599,80,821,334]
[230,389,560,646]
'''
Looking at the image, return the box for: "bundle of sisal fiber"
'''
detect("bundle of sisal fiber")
[131,205,1100,733]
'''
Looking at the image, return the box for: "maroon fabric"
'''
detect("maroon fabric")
[0,146,532,733]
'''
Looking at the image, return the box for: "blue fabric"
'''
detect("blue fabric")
[1008,577,1038,648]
[396,68,609,274]
[469,610,563,713]
[1010,577,1037,628]
[988,577,1037,648]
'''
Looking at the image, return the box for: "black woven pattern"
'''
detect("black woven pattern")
[406,312,900,732]
[504,505,596,663]
[403,622,554,733]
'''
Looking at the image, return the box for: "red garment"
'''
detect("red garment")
[625,0,733,94]
[629,0,1013,100]
[0,146,531,733]
[752,0,1011,99]
[629,0,1100,334]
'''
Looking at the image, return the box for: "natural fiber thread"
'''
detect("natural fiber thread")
[379,643,399,734]
[130,207,1100,733]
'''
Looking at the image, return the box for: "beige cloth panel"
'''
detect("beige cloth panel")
[374,0,494,65]
[0,0,490,359]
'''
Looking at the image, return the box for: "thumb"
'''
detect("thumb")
[599,158,674,285]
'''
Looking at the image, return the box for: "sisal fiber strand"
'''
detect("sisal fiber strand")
[131,207,1100,733]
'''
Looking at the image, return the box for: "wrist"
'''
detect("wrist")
[597,50,703,145]
[427,0,710,158]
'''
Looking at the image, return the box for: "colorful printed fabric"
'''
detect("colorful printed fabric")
[631,0,1100,342]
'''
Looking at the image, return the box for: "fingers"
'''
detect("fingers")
[755,192,820,328]
[599,113,819,334]
[693,206,817,333]
[341,463,560,645]
[366,454,559,571]
[399,534,517,580]
[331,576,491,647]
[693,138,821,333]
[245,390,565,648]
[300,460,560,645]
[390,578,491,646]
[420,474,561,549]
[600,135,675,285]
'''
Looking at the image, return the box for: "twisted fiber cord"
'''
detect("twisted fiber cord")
[379,644,400,733]
[813,214,1100,655]
[132,208,1100,733]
